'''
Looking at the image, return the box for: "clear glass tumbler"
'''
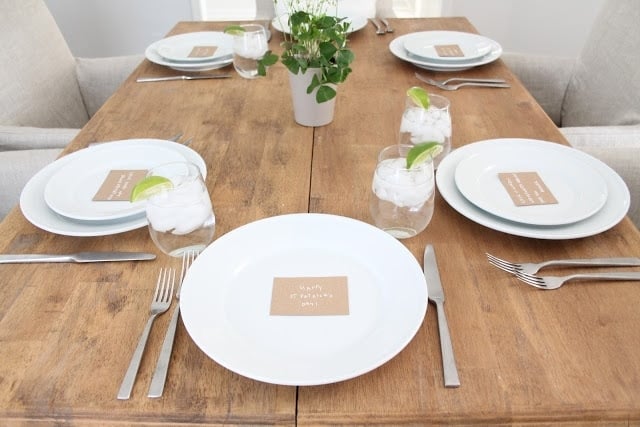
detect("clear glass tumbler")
[399,93,451,169]
[369,145,435,239]
[145,162,215,257]
[232,24,268,79]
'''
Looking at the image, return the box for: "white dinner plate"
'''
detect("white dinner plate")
[389,32,502,72]
[145,32,233,71]
[20,139,206,237]
[403,31,494,63]
[180,213,428,386]
[44,144,187,221]
[271,13,367,34]
[436,139,630,239]
[454,146,608,226]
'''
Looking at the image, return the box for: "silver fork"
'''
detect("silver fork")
[415,72,510,90]
[147,250,198,398]
[117,268,175,400]
[380,18,394,33]
[515,271,640,290]
[369,18,385,35]
[486,253,640,275]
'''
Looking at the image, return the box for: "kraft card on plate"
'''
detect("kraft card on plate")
[188,45,218,58]
[435,44,465,58]
[92,169,147,201]
[270,276,349,316]
[498,171,558,206]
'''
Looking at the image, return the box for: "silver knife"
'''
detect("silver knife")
[423,244,460,388]
[0,252,156,264]
[136,74,231,83]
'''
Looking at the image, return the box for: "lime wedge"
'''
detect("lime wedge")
[129,176,173,202]
[406,142,443,169]
[406,86,430,109]
[224,25,246,36]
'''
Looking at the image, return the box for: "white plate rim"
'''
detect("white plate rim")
[436,138,630,239]
[453,146,609,226]
[19,139,206,237]
[403,30,494,63]
[271,13,367,34]
[145,31,233,71]
[180,213,428,386]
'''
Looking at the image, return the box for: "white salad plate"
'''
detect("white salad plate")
[403,31,494,63]
[454,145,608,226]
[145,32,233,71]
[271,13,367,34]
[180,213,428,386]
[20,139,206,237]
[389,31,502,72]
[436,139,630,239]
[44,144,186,222]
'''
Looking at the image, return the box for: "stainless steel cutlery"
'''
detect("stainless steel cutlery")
[415,72,509,90]
[136,74,231,82]
[0,251,155,264]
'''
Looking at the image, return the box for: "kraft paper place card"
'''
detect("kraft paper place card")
[498,171,559,206]
[270,276,350,316]
[92,169,147,201]
[188,45,217,58]
[435,44,465,58]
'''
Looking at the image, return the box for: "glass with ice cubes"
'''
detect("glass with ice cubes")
[145,162,215,257]
[399,93,451,169]
[369,145,435,239]
[232,24,268,79]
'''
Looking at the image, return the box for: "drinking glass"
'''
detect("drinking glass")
[369,145,435,239]
[232,24,268,79]
[145,162,215,257]
[399,93,451,169]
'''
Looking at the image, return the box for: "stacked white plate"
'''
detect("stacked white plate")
[271,13,368,34]
[145,32,234,72]
[389,31,503,72]
[20,139,206,237]
[435,138,630,239]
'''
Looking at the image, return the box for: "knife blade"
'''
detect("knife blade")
[136,74,231,82]
[0,252,156,264]
[423,244,460,387]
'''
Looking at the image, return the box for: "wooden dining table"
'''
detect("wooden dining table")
[1,17,640,426]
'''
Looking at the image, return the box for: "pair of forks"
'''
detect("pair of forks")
[486,253,640,290]
[117,250,198,400]
[370,18,393,35]
[415,72,510,91]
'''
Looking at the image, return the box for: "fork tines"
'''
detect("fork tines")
[514,272,547,289]
[486,253,521,274]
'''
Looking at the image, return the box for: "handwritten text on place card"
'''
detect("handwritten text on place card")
[92,169,147,201]
[435,44,465,58]
[270,276,349,316]
[498,171,559,206]
[189,46,217,58]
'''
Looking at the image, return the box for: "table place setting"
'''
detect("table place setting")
[389,30,503,72]
[144,31,234,72]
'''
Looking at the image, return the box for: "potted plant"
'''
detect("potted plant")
[267,0,355,126]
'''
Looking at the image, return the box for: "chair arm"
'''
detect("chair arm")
[502,52,575,126]
[0,125,79,151]
[561,125,640,229]
[75,55,144,117]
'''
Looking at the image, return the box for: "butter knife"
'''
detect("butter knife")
[136,74,231,83]
[424,244,460,388]
[0,252,156,264]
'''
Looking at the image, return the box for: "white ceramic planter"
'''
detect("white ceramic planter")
[287,68,336,127]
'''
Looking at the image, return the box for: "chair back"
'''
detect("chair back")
[0,0,89,129]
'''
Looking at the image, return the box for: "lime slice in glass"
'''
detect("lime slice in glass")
[224,25,246,36]
[406,86,430,109]
[406,142,443,169]
[129,176,173,202]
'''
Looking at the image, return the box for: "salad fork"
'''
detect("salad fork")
[369,18,385,35]
[380,18,394,33]
[117,268,175,400]
[515,271,640,290]
[486,253,640,275]
[415,73,509,90]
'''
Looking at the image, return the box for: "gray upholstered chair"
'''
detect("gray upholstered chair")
[503,0,640,228]
[0,0,142,220]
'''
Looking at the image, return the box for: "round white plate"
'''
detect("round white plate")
[44,144,187,222]
[180,213,428,386]
[156,40,232,63]
[145,32,233,71]
[403,31,494,63]
[436,139,630,239]
[454,146,608,226]
[389,32,502,72]
[271,13,367,34]
[20,139,206,237]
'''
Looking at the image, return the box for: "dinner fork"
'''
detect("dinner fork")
[486,253,640,275]
[147,250,198,398]
[117,268,175,400]
[515,271,640,290]
[380,18,394,33]
[415,72,509,90]
[369,18,385,35]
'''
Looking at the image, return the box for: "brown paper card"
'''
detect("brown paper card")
[270,276,349,316]
[435,44,465,58]
[498,171,559,206]
[188,45,217,58]
[92,169,148,201]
